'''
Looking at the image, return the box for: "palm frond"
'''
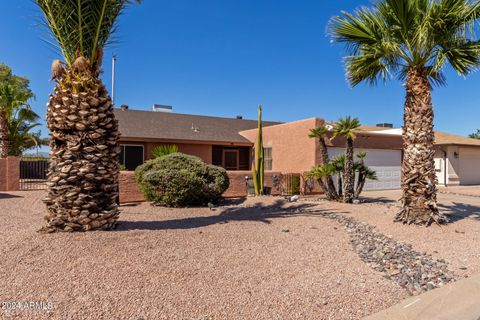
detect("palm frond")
[35,0,141,65]
[331,0,480,87]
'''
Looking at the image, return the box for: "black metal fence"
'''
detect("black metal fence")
[20,158,49,190]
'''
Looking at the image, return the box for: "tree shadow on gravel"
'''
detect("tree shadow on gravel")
[0,193,23,199]
[358,196,397,204]
[116,200,343,231]
[438,201,480,223]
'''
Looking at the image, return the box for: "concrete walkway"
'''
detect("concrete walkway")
[365,273,480,320]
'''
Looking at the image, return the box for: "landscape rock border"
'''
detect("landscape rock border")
[305,209,458,295]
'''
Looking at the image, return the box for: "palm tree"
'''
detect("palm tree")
[7,107,46,156]
[309,125,338,200]
[332,116,360,203]
[35,0,140,232]
[0,64,33,157]
[354,152,378,199]
[330,0,480,224]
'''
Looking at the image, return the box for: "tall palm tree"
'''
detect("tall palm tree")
[333,116,360,203]
[0,83,43,156]
[309,125,338,200]
[0,64,33,157]
[35,0,140,232]
[330,0,480,224]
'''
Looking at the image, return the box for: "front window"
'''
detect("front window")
[212,146,250,170]
[264,147,272,170]
[119,145,144,170]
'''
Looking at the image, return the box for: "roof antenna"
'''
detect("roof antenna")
[111,53,116,106]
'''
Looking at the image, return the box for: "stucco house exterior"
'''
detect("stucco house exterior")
[115,107,480,191]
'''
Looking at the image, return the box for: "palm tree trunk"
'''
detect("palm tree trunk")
[354,175,366,199]
[395,67,447,225]
[337,174,343,197]
[343,137,354,203]
[0,109,9,157]
[318,138,339,200]
[41,60,120,232]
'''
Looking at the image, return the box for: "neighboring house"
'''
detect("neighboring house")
[343,127,480,187]
[115,107,480,190]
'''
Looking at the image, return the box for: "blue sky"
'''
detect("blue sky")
[2,0,480,145]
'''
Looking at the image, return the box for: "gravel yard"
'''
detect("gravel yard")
[1,190,479,319]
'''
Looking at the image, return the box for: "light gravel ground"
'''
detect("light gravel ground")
[332,190,480,278]
[0,191,406,320]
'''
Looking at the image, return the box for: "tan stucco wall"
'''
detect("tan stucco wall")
[433,145,480,186]
[240,118,323,173]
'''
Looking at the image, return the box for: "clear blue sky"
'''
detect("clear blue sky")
[2,0,480,143]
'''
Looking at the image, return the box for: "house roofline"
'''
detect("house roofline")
[118,136,253,146]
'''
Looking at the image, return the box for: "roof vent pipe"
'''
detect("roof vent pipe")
[152,104,173,112]
[376,123,393,128]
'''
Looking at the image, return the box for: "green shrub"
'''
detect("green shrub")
[135,153,229,207]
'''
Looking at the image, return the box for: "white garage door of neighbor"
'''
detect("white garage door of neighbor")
[459,147,480,185]
[328,148,402,191]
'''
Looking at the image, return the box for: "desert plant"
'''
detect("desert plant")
[309,125,338,200]
[308,153,377,200]
[252,104,264,195]
[152,144,178,158]
[329,0,480,224]
[332,117,360,203]
[135,153,229,207]
[35,0,141,232]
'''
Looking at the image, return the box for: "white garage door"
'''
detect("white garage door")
[459,147,480,185]
[328,148,402,191]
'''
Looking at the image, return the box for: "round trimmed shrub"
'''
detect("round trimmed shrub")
[135,153,230,207]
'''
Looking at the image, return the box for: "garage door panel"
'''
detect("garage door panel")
[328,148,402,191]
[459,147,480,185]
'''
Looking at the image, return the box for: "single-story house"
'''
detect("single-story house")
[114,106,480,190]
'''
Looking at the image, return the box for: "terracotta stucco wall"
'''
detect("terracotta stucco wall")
[240,118,322,173]
[0,157,20,192]
[118,170,282,203]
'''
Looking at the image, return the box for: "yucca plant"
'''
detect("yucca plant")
[332,116,360,203]
[330,0,480,224]
[35,0,141,232]
[252,104,264,196]
[152,144,178,158]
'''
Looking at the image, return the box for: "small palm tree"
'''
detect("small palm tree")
[35,0,141,232]
[332,116,360,203]
[0,64,34,157]
[306,163,336,198]
[330,0,480,224]
[309,125,338,200]
[7,107,46,156]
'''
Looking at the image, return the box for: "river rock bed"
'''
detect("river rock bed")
[313,211,457,295]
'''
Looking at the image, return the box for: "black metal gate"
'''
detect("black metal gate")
[20,158,49,190]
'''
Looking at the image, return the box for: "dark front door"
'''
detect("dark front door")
[223,150,239,170]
